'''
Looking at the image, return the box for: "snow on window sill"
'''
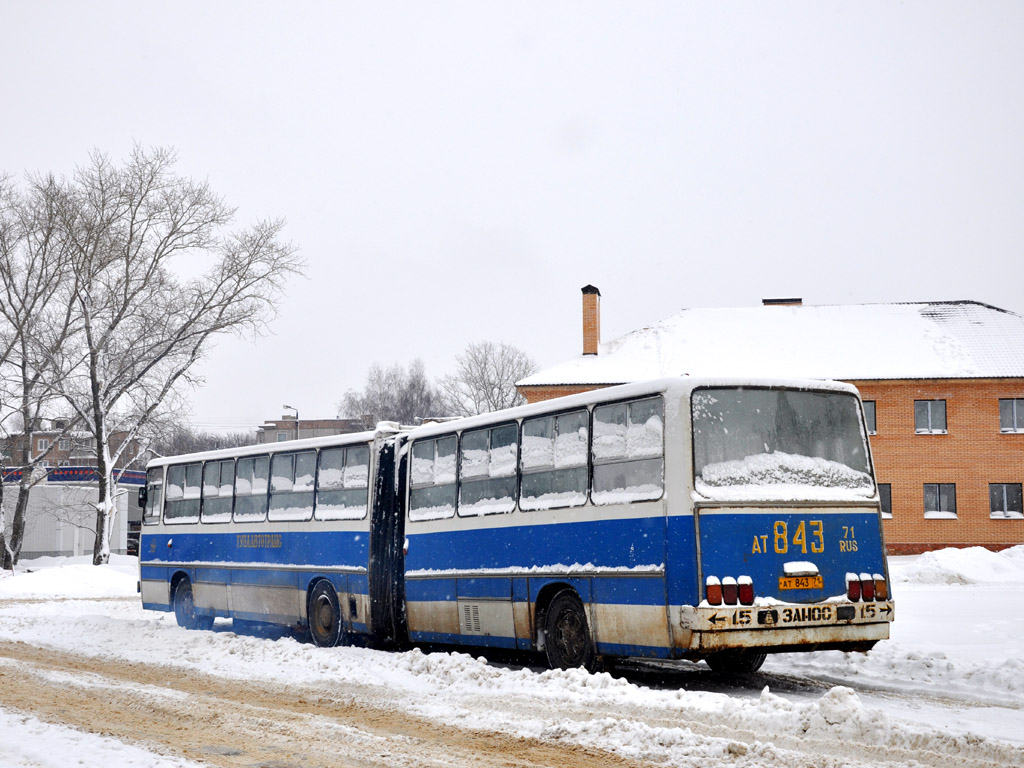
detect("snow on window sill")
[915,429,948,435]
[924,511,958,519]
[999,429,1024,434]
[990,511,1024,520]
[881,512,892,519]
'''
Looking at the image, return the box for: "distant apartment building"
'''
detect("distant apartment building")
[516,287,1024,554]
[2,419,145,469]
[256,415,367,444]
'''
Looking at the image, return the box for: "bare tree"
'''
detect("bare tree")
[0,172,81,569]
[339,359,441,427]
[150,422,256,457]
[37,146,303,564]
[437,341,537,417]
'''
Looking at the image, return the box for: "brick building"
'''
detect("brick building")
[256,415,366,444]
[2,420,145,469]
[517,287,1024,554]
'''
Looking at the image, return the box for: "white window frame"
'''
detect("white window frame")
[989,482,1024,519]
[915,400,947,435]
[999,398,1024,433]
[862,401,877,435]
[878,482,892,518]
[923,482,957,519]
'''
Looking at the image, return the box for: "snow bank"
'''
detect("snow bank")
[892,545,1024,586]
[0,555,137,600]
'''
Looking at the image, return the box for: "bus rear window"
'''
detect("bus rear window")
[692,388,873,501]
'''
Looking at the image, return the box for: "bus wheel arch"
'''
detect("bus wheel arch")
[307,579,345,648]
[537,587,597,672]
[171,573,213,631]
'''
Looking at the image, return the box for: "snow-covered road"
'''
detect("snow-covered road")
[1,548,1022,767]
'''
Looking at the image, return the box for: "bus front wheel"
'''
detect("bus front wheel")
[542,590,597,672]
[308,580,344,647]
[173,577,213,631]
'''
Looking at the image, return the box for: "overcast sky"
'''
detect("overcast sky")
[2,2,1022,431]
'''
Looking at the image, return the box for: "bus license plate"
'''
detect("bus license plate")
[779,575,823,590]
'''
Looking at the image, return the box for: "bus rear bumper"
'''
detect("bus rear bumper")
[677,601,894,653]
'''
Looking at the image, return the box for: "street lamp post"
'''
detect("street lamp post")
[283,404,299,441]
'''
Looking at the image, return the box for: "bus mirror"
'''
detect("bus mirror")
[138,487,148,508]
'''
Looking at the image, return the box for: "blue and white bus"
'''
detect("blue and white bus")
[139,376,893,673]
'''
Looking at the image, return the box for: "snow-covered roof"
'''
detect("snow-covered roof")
[518,301,1024,386]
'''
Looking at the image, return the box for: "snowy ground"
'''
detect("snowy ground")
[1,548,1022,767]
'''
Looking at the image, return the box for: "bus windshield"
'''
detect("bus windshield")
[692,387,874,501]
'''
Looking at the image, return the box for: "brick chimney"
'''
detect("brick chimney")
[582,285,601,355]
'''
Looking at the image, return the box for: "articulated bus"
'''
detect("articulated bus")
[139,377,894,673]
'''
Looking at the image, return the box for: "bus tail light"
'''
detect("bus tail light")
[738,576,754,605]
[846,572,862,602]
[721,577,738,605]
[706,576,722,605]
[706,574,755,606]
[873,574,888,601]
[859,572,875,601]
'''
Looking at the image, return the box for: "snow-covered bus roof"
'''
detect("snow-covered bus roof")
[144,376,861,469]
[143,428,388,469]
[404,375,860,442]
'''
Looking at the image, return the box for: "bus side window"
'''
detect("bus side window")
[142,468,163,525]
[164,463,201,523]
[520,410,588,511]
[234,455,269,521]
[201,459,234,523]
[315,445,369,520]
[269,451,315,522]
[409,436,457,521]
[459,423,517,516]
[592,396,665,505]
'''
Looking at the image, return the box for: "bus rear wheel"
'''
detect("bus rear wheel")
[543,590,597,672]
[173,577,213,631]
[705,649,767,675]
[308,580,344,647]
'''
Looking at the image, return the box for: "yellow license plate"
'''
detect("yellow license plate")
[779,575,823,590]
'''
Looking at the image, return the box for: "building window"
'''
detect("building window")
[58,438,70,451]
[863,401,877,434]
[878,483,891,517]
[924,483,956,518]
[277,431,288,442]
[37,438,50,452]
[999,399,1024,433]
[990,483,1023,519]
[915,400,947,434]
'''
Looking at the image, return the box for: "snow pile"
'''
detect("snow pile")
[894,545,1024,586]
[0,555,137,600]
